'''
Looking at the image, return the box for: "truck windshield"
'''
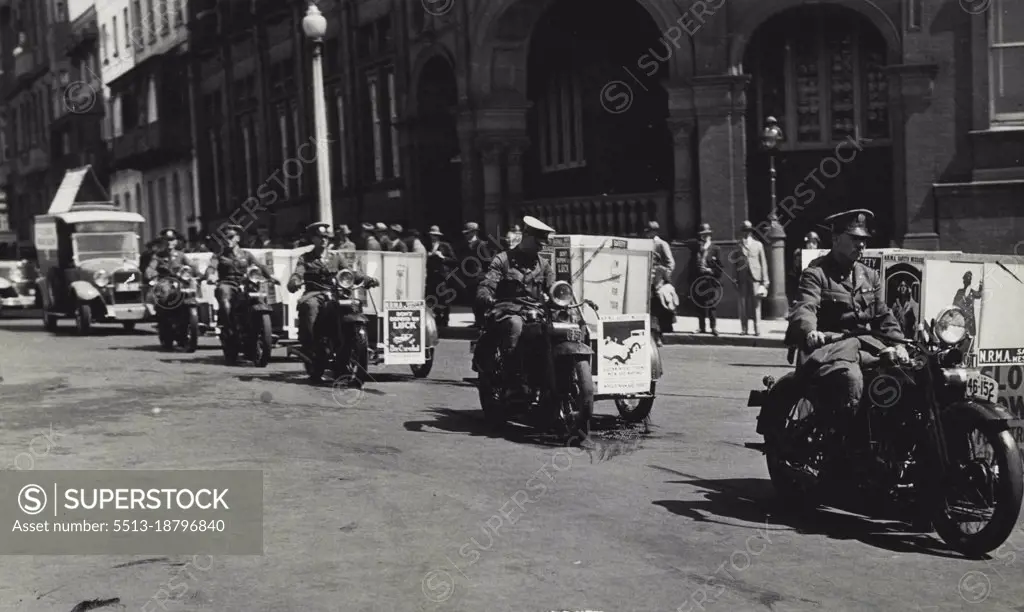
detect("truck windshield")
[73,233,139,261]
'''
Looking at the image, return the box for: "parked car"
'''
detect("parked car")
[0,259,39,314]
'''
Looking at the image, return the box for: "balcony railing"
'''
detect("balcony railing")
[515,191,671,238]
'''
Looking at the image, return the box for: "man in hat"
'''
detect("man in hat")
[287,222,379,361]
[374,222,391,250]
[334,225,356,252]
[145,228,194,281]
[689,223,722,336]
[203,224,280,331]
[426,225,457,323]
[735,220,769,336]
[459,221,497,322]
[475,216,557,400]
[358,223,382,251]
[502,223,523,251]
[789,231,821,303]
[405,227,427,254]
[788,209,906,448]
[387,224,409,252]
[644,220,677,339]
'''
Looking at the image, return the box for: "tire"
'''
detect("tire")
[932,402,1024,558]
[761,376,820,513]
[221,327,239,364]
[349,326,369,387]
[75,303,92,335]
[158,319,175,350]
[616,384,656,422]
[559,357,595,444]
[252,313,273,367]
[184,308,199,353]
[122,322,136,332]
[42,309,58,332]
[410,347,434,378]
[477,343,507,426]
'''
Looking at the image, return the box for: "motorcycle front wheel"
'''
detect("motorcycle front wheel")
[251,313,273,367]
[558,356,594,444]
[158,318,175,350]
[346,326,369,387]
[932,402,1024,558]
[221,325,239,364]
[183,307,199,353]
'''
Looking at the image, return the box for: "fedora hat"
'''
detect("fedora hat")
[428,225,444,236]
[740,220,754,232]
[336,224,352,235]
[698,223,712,236]
[462,222,480,234]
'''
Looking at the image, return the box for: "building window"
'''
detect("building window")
[147,180,157,229]
[335,90,348,188]
[210,133,222,212]
[101,24,108,63]
[537,70,585,172]
[173,0,182,26]
[387,71,401,178]
[131,0,143,50]
[990,0,1024,123]
[291,101,303,195]
[752,16,890,149]
[123,8,130,49]
[241,120,254,197]
[159,0,169,34]
[367,73,384,182]
[114,194,121,209]
[171,173,181,223]
[125,190,133,213]
[112,16,119,56]
[146,0,156,42]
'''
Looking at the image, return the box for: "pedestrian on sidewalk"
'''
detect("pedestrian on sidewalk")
[735,220,769,336]
[644,220,677,342]
[789,231,819,303]
[690,223,722,336]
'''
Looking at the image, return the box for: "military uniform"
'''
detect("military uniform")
[206,226,277,325]
[787,210,903,417]
[144,229,195,280]
[287,223,375,352]
[475,216,556,380]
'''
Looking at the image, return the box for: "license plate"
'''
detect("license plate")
[117,282,140,291]
[966,372,998,403]
[248,292,263,297]
[565,328,583,342]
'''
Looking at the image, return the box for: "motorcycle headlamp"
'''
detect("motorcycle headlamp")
[178,266,194,282]
[933,306,967,345]
[550,281,574,308]
[336,269,355,289]
[93,269,110,287]
[9,268,22,282]
[246,265,264,284]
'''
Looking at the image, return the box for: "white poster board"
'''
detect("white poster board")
[595,313,652,395]
[978,261,1024,366]
[382,300,425,365]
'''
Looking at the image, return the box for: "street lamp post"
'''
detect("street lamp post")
[760,116,788,320]
[302,2,332,228]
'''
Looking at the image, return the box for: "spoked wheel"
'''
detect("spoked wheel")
[75,303,92,335]
[251,313,273,367]
[477,345,507,426]
[183,308,200,353]
[410,347,434,378]
[615,384,656,422]
[762,378,822,513]
[348,326,369,387]
[933,403,1024,558]
[557,356,594,445]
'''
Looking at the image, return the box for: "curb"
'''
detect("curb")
[438,326,785,348]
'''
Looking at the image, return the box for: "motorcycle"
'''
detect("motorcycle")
[212,265,275,367]
[749,306,1024,557]
[149,264,200,353]
[473,280,597,443]
[288,269,374,386]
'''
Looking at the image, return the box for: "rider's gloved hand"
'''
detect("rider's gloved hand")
[365,277,380,289]
[893,344,911,364]
[806,330,827,349]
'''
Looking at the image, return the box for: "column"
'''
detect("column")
[456,107,480,229]
[479,139,503,237]
[886,63,940,250]
[691,74,750,236]
[667,115,696,241]
[505,138,528,227]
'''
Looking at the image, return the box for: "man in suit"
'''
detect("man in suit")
[689,223,722,336]
[387,224,409,252]
[374,222,390,250]
[358,223,382,251]
[735,220,769,336]
[643,220,677,341]
[334,225,356,251]
[426,225,457,325]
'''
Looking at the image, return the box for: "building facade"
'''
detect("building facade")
[101,0,195,244]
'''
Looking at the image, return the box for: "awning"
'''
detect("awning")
[54,210,146,225]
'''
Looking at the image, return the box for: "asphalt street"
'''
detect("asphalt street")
[0,313,1022,612]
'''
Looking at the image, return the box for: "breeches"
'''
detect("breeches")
[815,360,865,416]
[297,292,329,347]
[215,284,239,323]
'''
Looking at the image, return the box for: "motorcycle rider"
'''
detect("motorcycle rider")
[787,209,908,447]
[204,224,280,330]
[286,222,379,361]
[145,228,194,281]
[475,216,556,399]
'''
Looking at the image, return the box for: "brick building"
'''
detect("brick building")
[195,0,1021,302]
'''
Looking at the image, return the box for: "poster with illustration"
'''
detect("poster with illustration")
[382,300,425,365]
[921,260,985,366]
[979,365,1024,441]
[581,249,629,315]
[978,262,1024,366]
[596,313,651,395]
[883,254,924,339]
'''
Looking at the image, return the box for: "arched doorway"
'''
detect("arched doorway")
[415,55,462,237]
[743,4,895,256]
[524,0,672,225]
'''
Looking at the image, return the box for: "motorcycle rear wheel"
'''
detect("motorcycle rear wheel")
[761,378,821,513]
[251,313,273,367]
[158,320,175,350]
[932,402,1024,558]
[477,346,507,426]
[221,328,239,364]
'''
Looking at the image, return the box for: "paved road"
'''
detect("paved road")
[0,314,1021,612]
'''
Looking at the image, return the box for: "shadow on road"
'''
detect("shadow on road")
[235,370,389,396]
[0,322,149,336]
[650,466,964,559]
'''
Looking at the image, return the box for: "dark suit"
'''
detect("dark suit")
[689,241,722,332]
[788,254,903,415]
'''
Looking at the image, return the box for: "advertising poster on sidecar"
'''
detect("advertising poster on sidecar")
[383,300,425,365]
[882,254,924,340]
[921,259,986,366]
[596,313,651,395]
[978,261,1024,367]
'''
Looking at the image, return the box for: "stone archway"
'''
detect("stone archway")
[413,52,463,238]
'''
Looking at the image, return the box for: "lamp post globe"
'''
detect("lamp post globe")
[302,3,327,40]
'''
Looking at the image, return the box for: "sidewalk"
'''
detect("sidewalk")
[438,306,786,348]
